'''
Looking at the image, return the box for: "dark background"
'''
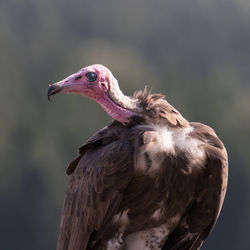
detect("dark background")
[0,0,250,249]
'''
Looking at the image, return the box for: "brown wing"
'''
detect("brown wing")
[66,121,120,175]
[163,123,228,250]
[57,123,134,250]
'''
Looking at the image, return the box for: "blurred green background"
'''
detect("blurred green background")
[0,0,250,249]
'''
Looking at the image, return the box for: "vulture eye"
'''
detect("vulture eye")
[85,72,97,82]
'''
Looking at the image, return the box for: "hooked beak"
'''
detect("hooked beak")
[47,83,63,101]
[47,72,82,101]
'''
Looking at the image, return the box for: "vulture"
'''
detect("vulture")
[48,64,228,250]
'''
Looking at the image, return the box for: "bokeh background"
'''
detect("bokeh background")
[1,0,250,249]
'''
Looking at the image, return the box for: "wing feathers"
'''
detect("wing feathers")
[163,123,228,250]
[58,121,228,250]
[57,126,134,250]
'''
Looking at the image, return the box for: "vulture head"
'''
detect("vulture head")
[48,64,141,123]
[48,64,188,127]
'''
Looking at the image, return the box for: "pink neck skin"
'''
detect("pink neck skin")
[96,95,135,124]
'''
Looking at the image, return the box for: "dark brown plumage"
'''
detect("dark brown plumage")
[48,65,228,250]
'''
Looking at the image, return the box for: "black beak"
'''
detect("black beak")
[47,84,63,101]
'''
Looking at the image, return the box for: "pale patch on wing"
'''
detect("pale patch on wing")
[112,209,130,232]
[107,210,130,249]
[125,224,170,250]
[151,208,162,220]
[106,232,123,250]
[172,126,204,158]
[135,124,174,153]
[150,125,174,153]
[135,124,205,173]
[141,125,204,157]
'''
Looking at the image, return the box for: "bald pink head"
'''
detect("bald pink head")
[48,64,138,124]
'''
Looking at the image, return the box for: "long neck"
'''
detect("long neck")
[98,77,141,124]
[109,77,139,111]
[97,95,136,123]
